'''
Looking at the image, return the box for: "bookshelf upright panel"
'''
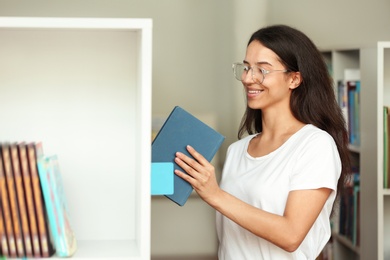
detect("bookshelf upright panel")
[378,42,390,260]
[0,17,152,259]
[321,47,380,260]
[329,49,361,260]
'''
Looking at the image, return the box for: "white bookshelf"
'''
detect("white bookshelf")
[322,46,381,259]
[0,17,152,259]
[377,41,390,260]
[325,49,361,260]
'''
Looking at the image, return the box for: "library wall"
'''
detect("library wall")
[267,0,390,50]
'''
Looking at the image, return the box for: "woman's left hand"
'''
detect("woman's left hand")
[174,145,221,205]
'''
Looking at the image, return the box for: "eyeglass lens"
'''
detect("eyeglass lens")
[234,64,263,83]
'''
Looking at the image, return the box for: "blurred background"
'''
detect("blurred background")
[1,0,389,259]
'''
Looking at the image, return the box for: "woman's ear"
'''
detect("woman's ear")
[289,72,302,89]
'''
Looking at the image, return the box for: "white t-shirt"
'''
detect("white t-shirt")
[216,124,341,260]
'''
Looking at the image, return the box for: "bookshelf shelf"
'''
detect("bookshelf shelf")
[0,17,152,259]
[348,144,360,153]
[332,233,360,255]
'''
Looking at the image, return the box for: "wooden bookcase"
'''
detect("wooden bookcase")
[0,17,152,259]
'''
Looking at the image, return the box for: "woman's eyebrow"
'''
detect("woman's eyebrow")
[243,60,273,66]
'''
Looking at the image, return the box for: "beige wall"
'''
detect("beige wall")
[1,0,390,257]
[266,0,390,50]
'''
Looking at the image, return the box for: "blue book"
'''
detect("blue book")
[152,106,225,206]
[37,155,77,257]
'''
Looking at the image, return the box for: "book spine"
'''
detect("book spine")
[0,199,9,257]
[1,144,24,257]
[385,107,389,189]
[27,143,50,257]
[11,143,33,257]
[2,144,24,257]
[17,143,41,257]
[0,145,17,258]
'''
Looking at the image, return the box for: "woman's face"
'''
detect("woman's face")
[242,40,295,112]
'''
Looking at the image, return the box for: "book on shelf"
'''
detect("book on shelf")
[2,144,25,257]
[338,69,361,146]
[347,80,360,146]
[10,143,33,257]
[27,142,54,257]
[338,169,360,246]
[17,142,41,257]
[383,106,390,189]
[0,144,17,258]
[0,141,76,258]
[0,206,9,257]
[152,106,225,206]
[37,155,77,257]
[385,106,389,189]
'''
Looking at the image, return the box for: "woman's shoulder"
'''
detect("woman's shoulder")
[296,124,336,147]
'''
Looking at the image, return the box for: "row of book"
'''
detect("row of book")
[0,142,76,258]
[336,170,360,247]
[337,69,361,146]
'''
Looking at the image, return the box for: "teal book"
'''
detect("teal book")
[152,106,225,206]
[37,155,77,257]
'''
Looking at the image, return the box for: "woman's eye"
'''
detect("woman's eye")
[259,68,267,74]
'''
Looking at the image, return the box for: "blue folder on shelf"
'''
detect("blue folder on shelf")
[152,106,225,206]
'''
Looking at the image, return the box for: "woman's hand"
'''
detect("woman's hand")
[174,145,221,205]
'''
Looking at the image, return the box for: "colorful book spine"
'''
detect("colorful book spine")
[347,80,360,146]
[0,145,17,258]
[37,155,77,257]
[10,143,33,257]
[17,142,41,257]
[0,198,9,256]
[384,106,389,189]
[27,142,51,257]
[1,143,24,257]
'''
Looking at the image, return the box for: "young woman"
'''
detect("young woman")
[174,24,350,259]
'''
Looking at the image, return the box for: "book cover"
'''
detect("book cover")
[10,143,33,257]
[17,142,41,257]
[27,142,53,257]
[152,106,225,206]
[1,143,24,257]
[0,145,17,258]
[0,206,9,257]
[37,155,77,257]
[151,162,174,195]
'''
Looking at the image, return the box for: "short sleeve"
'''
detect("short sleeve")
[290,131,341,191]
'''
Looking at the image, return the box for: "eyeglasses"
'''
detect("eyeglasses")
[232,62,289,84]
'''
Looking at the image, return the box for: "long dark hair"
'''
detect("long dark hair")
[238,24,351,212]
